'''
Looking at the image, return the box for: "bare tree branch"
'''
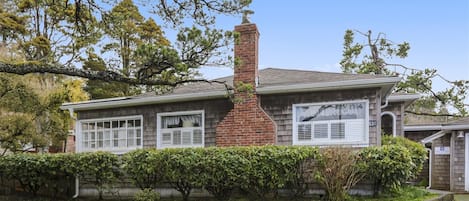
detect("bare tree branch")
[385,62,457,84]
[0,61,229,87]
[405,110,463,117]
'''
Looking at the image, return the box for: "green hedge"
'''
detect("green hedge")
[382,135,428,176]
[359,145,414,195]
[121,146,319,201]
[0,142,427,200]
[0,152,119,200]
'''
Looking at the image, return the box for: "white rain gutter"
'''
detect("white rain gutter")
[444,125,469,130]
[380,99,389,109]
[67,108,80,199]
[406,125,469,133]
[61,91,226,111]
[387,94,422,102]
[256,77,401,95]
[421,130,448,144]
[426,148,432,189]
[61,77,400,111]
[405,125,443,132]
[420,131,448,190]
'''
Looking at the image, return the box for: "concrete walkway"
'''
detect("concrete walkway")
[426,189,453,201]
[454,194,469,201]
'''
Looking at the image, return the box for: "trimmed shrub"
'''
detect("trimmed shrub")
[1,153,48,196]
[122,149,165,189]
[382,135,427,178]
[159,148,206,201]
[314,147,365,201]
[359,145,414,195]
[200,147,250,201]
[134,188,160,201]
[42,153,79,198]
[76,151,120,200]
[239,146,318,199]
[0,153,79,197]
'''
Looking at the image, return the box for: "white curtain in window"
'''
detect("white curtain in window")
[297,102,365,122]
[162,114,201,128]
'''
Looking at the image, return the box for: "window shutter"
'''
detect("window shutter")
[182,130,192,145]
[345,119,365,141]
[162,132,171,145]
[172,130,181,145]
[331,122,345,139]
[193,129,203,144]
[298,124,312,141]
[314,123,328,139]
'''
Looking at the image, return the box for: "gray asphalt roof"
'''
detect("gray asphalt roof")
[137,68,392,98]
[448,117,469,125]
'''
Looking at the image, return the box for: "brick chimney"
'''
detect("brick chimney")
[216,23,277,146]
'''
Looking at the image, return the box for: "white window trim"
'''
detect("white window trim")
[156,110,205,149]
[381,111,397,137]
[76,115,143,154]
[292,99,369,146]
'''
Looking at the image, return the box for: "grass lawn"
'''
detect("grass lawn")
[0,186,440,201]
[352,186,439,201]
[455,194,469,201]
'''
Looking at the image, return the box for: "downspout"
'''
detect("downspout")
[67,108,80,199]
[425,148,432,189]
[380,98,389,109]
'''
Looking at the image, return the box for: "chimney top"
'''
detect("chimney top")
[241,10,254,24]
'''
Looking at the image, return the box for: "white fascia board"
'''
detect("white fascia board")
[61,97,130,106]
[404,125,443,131]
[443,125,469,130]
[421,130,448,144]
[388,94,421,102]
[61,77,401,111]
[60,90,226,111]
[405,124,469,132]
[257,77,401,95]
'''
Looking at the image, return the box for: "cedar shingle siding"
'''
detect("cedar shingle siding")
[451,132,465,191]
[261,88,381,146]
[77,99,233,147]
[431,134,451,190]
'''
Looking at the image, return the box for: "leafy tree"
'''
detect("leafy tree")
[340,30,468,117]
[0,0,250,89]
[15,0,101,63]
[82,52,128,99]
[0,73,88,155]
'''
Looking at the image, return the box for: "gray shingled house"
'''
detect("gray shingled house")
[405,117,469,192]
[61,22,422,196]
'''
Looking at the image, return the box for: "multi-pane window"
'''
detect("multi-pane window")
[80,116,142,152]
[157,111,204,148]
[293,100,368,146]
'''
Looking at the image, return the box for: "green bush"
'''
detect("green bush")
[382,135,427,179]
[239,146,318,199]
[122,149,165,189]
[359,145,414,195]
[76,151,120,200]
[42,153,79,198]
[200,147,250,201]
[134,188,160,201]
[159,148,206,201]
[315,147,365,201]
[0,153,79,197]
[1,153,48,196]
[124,146,318,201]
[0,152,120,199]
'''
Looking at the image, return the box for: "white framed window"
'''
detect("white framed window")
[77,115,143,153]
[157,110,204,148]
[292,100,369,146]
